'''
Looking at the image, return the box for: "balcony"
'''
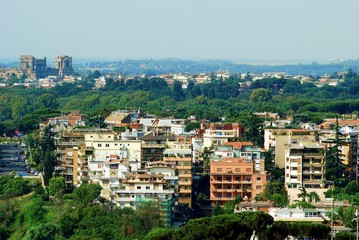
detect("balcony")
[114,189,175,194]
[303,152,323,157]
[180,181,192,186]
[58,141,84,146]
[178,173,192,178]
[211,179,223,183]
[114,197,131,202]
[179,189,192,193]
[210,196,234,201]
[303,179,323,183]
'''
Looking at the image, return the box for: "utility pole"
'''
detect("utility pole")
[331,198,334,240]
[355,210,359,240]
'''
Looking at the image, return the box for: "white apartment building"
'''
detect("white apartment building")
[113,170,176,209]
[203,129,238,148]
[84,131,141,199]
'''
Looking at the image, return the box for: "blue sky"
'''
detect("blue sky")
[1,0,358,62]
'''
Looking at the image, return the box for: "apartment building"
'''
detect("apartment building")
[113,172,175,208]
[163,147,193,208]
[264,129,319,168]
[320,126,359,181]
[284,139,329,203]
[55,128,90,187]
[203,123,242,148]
[84,130,141,199]
[210,158,267,205]
[74,145,94,185]
[141,131,176,164]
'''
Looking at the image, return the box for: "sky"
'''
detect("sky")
[1,0,359,63]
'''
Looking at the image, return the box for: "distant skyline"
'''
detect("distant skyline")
[1,0,359,63]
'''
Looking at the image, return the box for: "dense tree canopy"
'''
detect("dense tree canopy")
[0,72,358,136]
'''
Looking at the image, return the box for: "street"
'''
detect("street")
[0,143,34,177]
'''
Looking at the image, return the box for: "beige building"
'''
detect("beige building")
[0,67,24,79]
[163,147,193,208]
[264,129,319,168]
[203,123,241,148]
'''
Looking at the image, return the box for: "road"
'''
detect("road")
[0,143,34,177]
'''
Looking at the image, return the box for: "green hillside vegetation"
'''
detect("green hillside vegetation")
[0,175,163,240]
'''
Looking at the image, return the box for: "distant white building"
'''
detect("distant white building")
[269,207,329,222]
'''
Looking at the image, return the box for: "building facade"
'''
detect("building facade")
[210,158,267,205]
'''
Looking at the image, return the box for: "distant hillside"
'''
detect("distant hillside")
[75,58,359,76]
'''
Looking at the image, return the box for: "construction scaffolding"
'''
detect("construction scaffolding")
[135,195,173,227]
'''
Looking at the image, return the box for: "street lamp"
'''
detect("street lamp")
[330,198,334,240]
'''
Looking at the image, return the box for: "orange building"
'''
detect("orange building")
[210,158,267,205]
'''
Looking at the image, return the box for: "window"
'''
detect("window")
[217,193,222,198]
[146,186,150,190]
[235,168,241,172]
[235,176,240,181]
[217,168,222,172]
[256,186,262,190]
[98,144,102,147]
[226,193,231,198]
[246,168,251,172]
[115,143,118,146]
[105,144,110,147]
[137,186,141,190]
[256,177,261,181]
[217,177,222,181]
[226,168,232,173]
[246,177,251,182]
[226,177,231,182]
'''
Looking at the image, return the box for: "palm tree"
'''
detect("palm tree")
[297,186,307,202]
[307,192,320,203]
